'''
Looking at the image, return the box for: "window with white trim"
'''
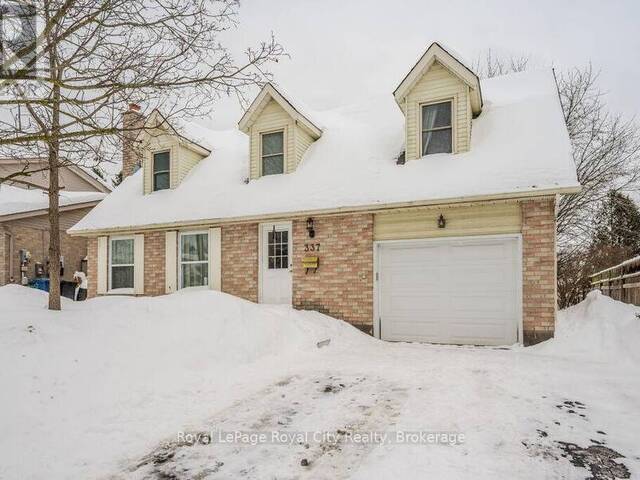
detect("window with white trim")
[261,131,284,175]
[179,231,208,288]
[421,101,452,155]
[153,151,170,191]
[109,237,134,290]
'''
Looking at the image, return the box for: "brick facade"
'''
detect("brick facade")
[85,201,557,344]
[221,223,259,302]
[521,197,557,345]
[0,209,92,287]
[144,232,166,296]
[292,214,374,333]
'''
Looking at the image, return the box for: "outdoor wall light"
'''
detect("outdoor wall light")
[438,214,446,229]
[306,217,315,238]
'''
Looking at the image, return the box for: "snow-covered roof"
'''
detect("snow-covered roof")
[394,42,483,114]
[70,68,580,234]
[238,83,323,139]
[0,184,106,218]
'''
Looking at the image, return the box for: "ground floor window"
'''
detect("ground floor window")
[180,231,208,288]
[109,237,134,290]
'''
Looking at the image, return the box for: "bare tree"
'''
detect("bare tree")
[471,48,529,79]
[475,50,640,306]
[0,0,285,310]
[475,51,640,242]
[556,66,640,242]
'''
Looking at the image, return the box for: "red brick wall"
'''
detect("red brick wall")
[0,215,90,286]
[222,223,259,302]
[521,197,557,345]
[144,232,166,296]
[292,214,374,332]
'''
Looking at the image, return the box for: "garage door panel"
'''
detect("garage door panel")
[378,236,520,346]
[383,317,443,342]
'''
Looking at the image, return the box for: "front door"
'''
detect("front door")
[260,222,293,304]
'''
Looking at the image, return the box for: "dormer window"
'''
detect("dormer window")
[153,151,170,191]
[421,101,452,155]
[261,131,284,175]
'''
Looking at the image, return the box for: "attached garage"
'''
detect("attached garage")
[375,234,522,346]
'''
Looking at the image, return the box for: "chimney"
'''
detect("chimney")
[122,103,145,179]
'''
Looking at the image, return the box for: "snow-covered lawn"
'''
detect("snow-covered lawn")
[1,285,638,479]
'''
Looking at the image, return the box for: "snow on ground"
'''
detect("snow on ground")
[1,285,638,479]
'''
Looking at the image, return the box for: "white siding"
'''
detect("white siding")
[249,99,294,179]
[165,231,177,293]
[133,234,145,295]
[294,124,315,169]
[208,227,221,291]
[405,61,471,160]
[97,236,107,294]
[141,129,206,194]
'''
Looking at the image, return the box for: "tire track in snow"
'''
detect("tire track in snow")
[121,373,407,479]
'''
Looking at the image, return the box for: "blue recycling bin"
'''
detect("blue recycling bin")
[31,278,50,292]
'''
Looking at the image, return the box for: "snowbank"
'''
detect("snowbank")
[533,290,640,364]
[0,285,368,479]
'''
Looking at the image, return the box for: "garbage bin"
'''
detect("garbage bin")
[60,281,76,300]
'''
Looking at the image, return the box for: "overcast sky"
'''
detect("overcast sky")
[201,0,640,130]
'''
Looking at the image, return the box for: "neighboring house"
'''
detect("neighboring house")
[69,42,580,346]
[0,162,108,286]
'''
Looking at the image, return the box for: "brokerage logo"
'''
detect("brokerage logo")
[0,0,37,80]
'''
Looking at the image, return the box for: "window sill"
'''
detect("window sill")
[106,288,135,295]
[177,285,209,292]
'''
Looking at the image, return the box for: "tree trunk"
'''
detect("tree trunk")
[47,140,61,310]
[47,40,61,311]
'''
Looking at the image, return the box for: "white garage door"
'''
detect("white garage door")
[377,235,521,346]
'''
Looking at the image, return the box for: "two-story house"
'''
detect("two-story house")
[69,43,580,345]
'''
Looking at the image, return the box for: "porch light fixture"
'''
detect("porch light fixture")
[437,214,446,229]
[306,217,315,238]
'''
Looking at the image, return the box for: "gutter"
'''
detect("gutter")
[67,185,581,237]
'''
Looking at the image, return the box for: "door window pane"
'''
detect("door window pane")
[267,228,289,270]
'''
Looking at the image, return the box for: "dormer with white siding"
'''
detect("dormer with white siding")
[238,84,322,180]
[394,42,483,161]
[138,110,211,195]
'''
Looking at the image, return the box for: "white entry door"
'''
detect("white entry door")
[260,222,293,304]
[377,235,521,346]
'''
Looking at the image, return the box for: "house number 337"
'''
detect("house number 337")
[304,243,320,252]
